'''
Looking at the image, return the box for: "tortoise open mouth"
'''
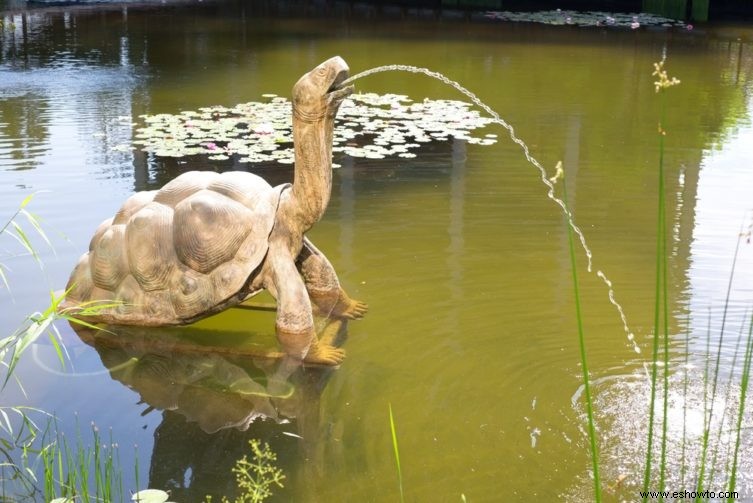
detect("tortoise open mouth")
[327,68,349,93]
[327,67,353,101]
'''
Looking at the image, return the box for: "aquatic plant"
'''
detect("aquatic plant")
[641,56,679,500]
[0,195,58,498]
[204,440,285,503]
[0,197,123,501]
[726,313,753,498]
[484,10,687,29]
[1,195,119,388]
[554,162,602,502]
[388,403,405,503]
[41,421,124,503]
[0,193,49,294]
[129,93,497,164]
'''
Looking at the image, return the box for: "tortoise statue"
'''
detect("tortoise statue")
[61,56,367,365]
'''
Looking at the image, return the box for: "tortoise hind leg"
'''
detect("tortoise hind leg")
[265,245,345,366]
[297,237,368,320]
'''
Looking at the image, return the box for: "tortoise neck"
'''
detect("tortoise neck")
[289,110,334,233]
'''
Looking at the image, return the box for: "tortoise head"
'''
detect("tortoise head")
[292,56,353,122]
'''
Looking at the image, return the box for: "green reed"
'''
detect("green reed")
[39,420,123,503]
[388,403,405,503]
[630,59,753,501]
[555,163,602,502]
[680,314,690,488]
[641,57,679,502]
[727,313,753,499]
[694,231,743,500]
[706,307,749,489]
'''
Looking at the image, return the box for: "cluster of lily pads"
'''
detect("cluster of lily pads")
[484,10,689,29]
[128,93,498,165]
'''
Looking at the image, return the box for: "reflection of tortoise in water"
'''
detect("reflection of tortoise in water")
[60,56,367,365]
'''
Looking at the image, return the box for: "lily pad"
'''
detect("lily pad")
[132,489,169,503]
[132,92,499,165]
[484,9,687,28]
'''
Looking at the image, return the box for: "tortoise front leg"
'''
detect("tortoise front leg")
[265,246,345,366]
[297,237,368,320]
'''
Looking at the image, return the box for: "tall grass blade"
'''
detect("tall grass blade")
[726,313,753,499]
[642,124,664,500]
[706,311,748,487]
[0,264,10,293]
[680,315,690,487]
[558,163,601,502]
[643,56,679,500]
[134,444,140,500]
[47,332,66,371]
[388,403,405,503]
[695,232,743,499]
[659,136,670,498]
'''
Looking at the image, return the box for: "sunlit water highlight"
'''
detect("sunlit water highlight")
[344,64,640,353]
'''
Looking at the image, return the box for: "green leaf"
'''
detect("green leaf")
[18,193,35,210]
[0,408,12,435]
[3,314,54,388]
[21,209,53,251]
[10,222,39,262]
[48,330,67,370]
[24,466,37,483]
[0,263,10,293]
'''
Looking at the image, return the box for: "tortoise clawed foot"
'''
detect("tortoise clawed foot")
[305,345,346,366]
[339,299,368,320]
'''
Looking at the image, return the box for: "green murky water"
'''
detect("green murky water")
[2,2,753,501]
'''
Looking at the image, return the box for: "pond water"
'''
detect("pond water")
[2,2,753,501]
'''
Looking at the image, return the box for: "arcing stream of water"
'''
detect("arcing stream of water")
[343,65,640,353]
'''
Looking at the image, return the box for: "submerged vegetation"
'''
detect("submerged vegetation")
[204,440,285,503]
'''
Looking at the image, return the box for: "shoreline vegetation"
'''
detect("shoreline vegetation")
[3,0,752,24]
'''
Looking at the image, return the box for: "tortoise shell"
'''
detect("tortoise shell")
[64,171,289,325]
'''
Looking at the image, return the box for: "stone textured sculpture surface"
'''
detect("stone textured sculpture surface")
[61,56,366,365]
